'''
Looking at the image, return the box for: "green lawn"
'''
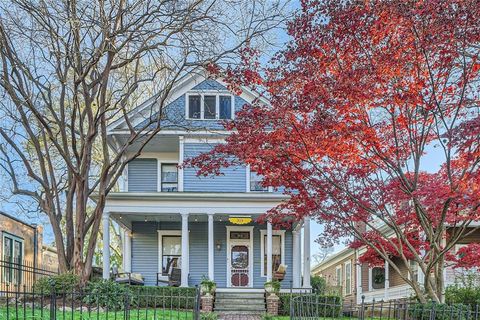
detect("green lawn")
[0,307,194,319]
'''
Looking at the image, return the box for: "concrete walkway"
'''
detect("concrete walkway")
[217,312,263,320]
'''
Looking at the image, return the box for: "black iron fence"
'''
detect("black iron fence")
[291,295,480,320]
[0,258,58,292]
[0,284,201,319]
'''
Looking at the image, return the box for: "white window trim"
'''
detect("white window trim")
[246,165,273,192]
[157,230,182,281]
[2,232,25,284]
[158,162,179,192]
[185,91,234,120]
[260,229,286,277]
[344,261,352,295]
[226,226,254,287]
[336,265,342,288]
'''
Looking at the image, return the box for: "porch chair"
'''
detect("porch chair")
[157,267,182,287]
[273,264,288,282]
[112,267,145,286]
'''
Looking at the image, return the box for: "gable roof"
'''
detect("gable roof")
[107,67,269,134]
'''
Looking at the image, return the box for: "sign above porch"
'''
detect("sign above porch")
[228,216,252,225]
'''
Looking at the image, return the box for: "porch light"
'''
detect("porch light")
[216,240,221,251]
[228,216,252,225]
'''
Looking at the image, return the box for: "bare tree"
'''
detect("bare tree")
[0,0,287,283]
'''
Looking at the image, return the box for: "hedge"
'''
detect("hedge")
[408,302,473,320]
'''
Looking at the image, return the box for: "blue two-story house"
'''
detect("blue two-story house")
[102,70,312,291]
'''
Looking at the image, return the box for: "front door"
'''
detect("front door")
[227,227,253,287]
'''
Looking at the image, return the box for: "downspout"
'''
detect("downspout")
[32,224,38,283]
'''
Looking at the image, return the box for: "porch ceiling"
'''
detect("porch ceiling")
[111,212,260,230]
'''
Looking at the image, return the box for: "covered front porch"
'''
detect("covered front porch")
[102,192,312,290]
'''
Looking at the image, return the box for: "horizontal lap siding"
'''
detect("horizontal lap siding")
[128,159,158,192]
[184,143,246,192]
[131,220,293,288]
[189,222,209,285]
[213,222,228,287]
[131,221,180,286]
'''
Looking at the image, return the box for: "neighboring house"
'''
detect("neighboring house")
[312,248,356,305]
[0,211,58,289]
[312,227,480,303]
[103,70,312,290]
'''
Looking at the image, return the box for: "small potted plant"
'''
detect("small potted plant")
[264,280,280,295]
[200,276,216,296]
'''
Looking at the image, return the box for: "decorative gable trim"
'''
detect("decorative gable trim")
[107,68,269,134]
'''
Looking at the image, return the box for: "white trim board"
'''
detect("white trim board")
[157,230,182,282]
[226,226,254,288]
[259,229,286,277]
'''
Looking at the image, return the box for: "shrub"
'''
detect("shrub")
[446,285,480,306]
[83,280,130,310]
[34,273,80,294]
[128,286,197,309]
[311,276,327,294]
[278,294,341,316]
[408,302,472,320]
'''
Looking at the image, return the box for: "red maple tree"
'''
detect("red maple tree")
[187,0,480,302]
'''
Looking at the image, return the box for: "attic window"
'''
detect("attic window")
[186,93,233,120]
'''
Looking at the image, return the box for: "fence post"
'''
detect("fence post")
[49,283,56,320]
[360,295,366,320]
[194,285,201,320]
[290,280,294,319]
[430,301,436,320]
[124,290,130,320]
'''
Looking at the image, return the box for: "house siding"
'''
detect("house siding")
[136,80,249,131]
[131,220,293,288]
[128,159,158,192]
[183,143,247,192]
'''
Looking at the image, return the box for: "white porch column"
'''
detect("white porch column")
[181,212,190,287]
[356,262,362,304]
[266,221,273,281]
[123,229,132,273]
[384,260,390,300]
[178,136,184,192]
[208,213,215,280]
[102,212,111,279]
[292,229,302,288]
[303,216,311,288]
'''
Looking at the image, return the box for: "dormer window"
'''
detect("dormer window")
[186,93,234,120]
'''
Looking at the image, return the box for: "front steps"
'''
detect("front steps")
[214,291,266,314]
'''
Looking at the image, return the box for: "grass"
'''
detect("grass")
[0,306,194,319]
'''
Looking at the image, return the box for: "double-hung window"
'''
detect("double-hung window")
[2,233,23,284]
[335,265,342,287]
[161,164,178,192]
[260,230,285,277]
[187,93,233,120]
[250,171,268,192]
[344,261,352,295]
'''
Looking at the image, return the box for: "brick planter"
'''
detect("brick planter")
[266,293,280,316]
[201,295,214,312]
